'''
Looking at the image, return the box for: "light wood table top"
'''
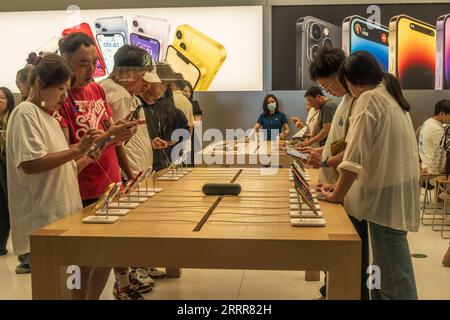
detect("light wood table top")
[31,167,361,300]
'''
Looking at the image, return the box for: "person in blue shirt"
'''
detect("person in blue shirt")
[253,94,289,140]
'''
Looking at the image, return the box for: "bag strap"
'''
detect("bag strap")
[344,98,357,137]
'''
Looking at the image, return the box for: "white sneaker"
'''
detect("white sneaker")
[129,267,154,286]
[147,267,166,279]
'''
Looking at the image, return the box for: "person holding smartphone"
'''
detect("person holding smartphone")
[6,55,100,276]
[0,87,15,257]
[58,32,145,300]
[319,51,420,300]
[101,44,154,178]
[102,45,167,289]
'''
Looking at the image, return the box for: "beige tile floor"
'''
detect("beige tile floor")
[0,217,449,300]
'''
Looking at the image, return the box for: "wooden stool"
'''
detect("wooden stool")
[420,172,445,226]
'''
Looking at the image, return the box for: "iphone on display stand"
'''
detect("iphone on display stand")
[171,24,227,91]
[296,16,341,90]
[131,16,171,62]
[62,23,107,78]
[342,15,389,72]
[165,45,206,90]
[389,15,436,90]
[436,14,450,90]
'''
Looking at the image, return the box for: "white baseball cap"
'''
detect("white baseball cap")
[143,69,162,84]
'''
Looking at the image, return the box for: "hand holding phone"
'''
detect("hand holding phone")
[88,135,115,158]
[127,104,143,121]
[286,147,309,161]
[77,129,103,156]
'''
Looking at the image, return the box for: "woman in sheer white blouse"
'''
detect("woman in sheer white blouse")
[319,51,420,300]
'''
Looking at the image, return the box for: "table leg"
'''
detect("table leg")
[166,268,182,278]
[31,235,70,299]
[326,243,361,300]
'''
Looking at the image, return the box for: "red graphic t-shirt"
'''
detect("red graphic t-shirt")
[54,82,122,200]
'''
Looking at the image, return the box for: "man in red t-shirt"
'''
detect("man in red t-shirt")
[56,34,137,204]
[57,32,144,301]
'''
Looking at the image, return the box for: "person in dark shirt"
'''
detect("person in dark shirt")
[252,94,289,140]
[139,64,189,170]
[299,86,337,147]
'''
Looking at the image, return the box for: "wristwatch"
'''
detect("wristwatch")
[321,156,329,168]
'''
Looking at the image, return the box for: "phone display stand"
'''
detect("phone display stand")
[140,170,163,193]
[158,166,185,181]
[109,194,139,209]
[83,201,120,224]
[289,187,325,227]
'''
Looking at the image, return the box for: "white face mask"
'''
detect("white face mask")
[267,102,277,112]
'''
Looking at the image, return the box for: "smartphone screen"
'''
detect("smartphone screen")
[130,33,160,62]
[396,17,436,89]
[165,45,201,89]
[350,17,389,72]
[445,17,450,89]
[97,33,126,74]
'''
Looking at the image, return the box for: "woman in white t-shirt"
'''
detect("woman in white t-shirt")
[6,54,100,274]
[319,51,420,300]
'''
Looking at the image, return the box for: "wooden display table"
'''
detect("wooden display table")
[30,168,361,300]
[197,140,293,168]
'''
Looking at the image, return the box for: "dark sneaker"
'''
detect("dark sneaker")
[15,263,31,274]
[113,282,145,300]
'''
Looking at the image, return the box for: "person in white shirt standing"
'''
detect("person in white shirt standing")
[6,54,100,281]
[102,45,154,177]
[418,100,450,173]
[320,51,420,300]
[101,45,165,298]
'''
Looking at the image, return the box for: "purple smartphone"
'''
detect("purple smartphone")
[130,33,160,62]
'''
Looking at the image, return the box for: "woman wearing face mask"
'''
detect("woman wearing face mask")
[319,51,420,300]
[252,94,289,140]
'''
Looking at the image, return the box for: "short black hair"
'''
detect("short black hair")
[114,45,152,68]
[59,32,95,55]
[434,99,450,116]
[309,47,346,81]
[304,86,324,98]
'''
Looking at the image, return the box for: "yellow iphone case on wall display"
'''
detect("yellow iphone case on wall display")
[172,24,227,91]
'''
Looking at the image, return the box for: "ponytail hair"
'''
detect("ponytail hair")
[383,73,411,112]
[340,51,411,112]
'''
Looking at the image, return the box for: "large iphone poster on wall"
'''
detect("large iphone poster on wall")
[272,3,450,90]
[0,6,263,92]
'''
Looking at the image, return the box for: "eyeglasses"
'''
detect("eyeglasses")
[319,76,338,94]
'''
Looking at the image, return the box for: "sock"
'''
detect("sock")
[115,272,130,293]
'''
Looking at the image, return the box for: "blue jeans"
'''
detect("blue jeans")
[369,222,418,300]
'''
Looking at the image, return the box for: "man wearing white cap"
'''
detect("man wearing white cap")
[101,45,156,300]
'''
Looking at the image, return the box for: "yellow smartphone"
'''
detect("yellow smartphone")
[165,45,207,89]
[172,24,227,91]
[389,15,436,89]
[90,183,115,214]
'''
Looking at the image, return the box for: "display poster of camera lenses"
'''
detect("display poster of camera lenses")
[0,6,263,91]
[272,3,450,90]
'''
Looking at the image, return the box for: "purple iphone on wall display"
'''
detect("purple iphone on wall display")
[130,33,161,62]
